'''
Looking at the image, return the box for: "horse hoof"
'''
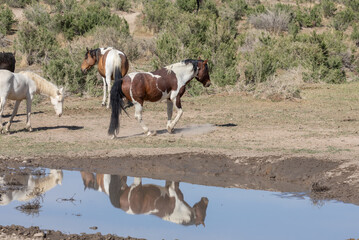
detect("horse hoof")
[167,126,174,134]
[147,131,156,136]
[101,103,106,107]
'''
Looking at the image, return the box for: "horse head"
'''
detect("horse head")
[50,87,64,117]
[196,59,211,88]
[193,197,209,226]
[81,48,98,74]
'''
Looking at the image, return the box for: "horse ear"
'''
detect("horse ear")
[58,87,64,95]
[86,47,89,52]
[203,59,208,65]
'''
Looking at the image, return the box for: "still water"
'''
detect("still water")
[0,168,359,240]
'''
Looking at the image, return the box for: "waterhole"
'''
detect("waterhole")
[0,168,358,240]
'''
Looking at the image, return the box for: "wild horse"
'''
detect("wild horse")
[81,172,209,226]
[108,59,211,138]
[0,70,64,133]
[0,51,15,72]
[81,47,129,108]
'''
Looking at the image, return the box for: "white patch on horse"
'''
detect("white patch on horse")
[129,72,139,103]
[165,62,196,101]
[103,174,111,195]
[162,186,192,224]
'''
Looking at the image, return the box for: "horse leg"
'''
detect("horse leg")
[0,97,6,134]
[166,99,173,133]
[102,77,107,107]
[106,75,111,109]
[134,102,156,136]
[167,98,183,133]
[25,96,33,131]
[5,100,21,133]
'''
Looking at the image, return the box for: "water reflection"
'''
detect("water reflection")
[81,172,209,226]
[0,169,63,206]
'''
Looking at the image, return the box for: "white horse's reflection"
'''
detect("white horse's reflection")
[0,169,63,206]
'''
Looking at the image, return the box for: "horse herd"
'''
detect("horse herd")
[0,169,209,226]
[0,48,211,137]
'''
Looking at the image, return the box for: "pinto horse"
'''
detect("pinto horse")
[81,47,129,108]
[0,51,16,72]
[108,59,211,138]
[81,172,209,226]
[0,70,64,133]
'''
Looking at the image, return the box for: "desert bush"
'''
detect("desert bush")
[351,24,359,46]
[321,0,336,18]
[343,0,359,12]
[0,5,15,35]
[294,5,322,28]
[112,0,131,11]
[242,31,350,86]
[15,23,58,65]
[249,10,290,33]
[142,0,176,33]
[176,0,197,12]
[24,3,52,29]
[54,2,129,40]
[89,0,131,11]
[43,46,99,95]
[332,8,355,31]
[0,0,34,8]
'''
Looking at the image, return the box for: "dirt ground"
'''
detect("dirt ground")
[2,4,359,239]
[2,82,359,239]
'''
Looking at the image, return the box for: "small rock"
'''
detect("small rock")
[33,232,45,238]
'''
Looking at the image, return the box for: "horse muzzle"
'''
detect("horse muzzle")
[204,81,211,87]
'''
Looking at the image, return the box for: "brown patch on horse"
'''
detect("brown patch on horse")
[120,53,129,77]
[97,50,110,78]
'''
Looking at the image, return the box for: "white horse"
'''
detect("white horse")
[0,70,64,133]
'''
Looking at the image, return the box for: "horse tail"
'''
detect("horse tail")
[108,76,124,136]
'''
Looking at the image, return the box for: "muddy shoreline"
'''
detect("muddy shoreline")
[1,153,358,206]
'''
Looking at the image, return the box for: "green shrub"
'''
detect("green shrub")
[0,5,15,35]
[351,24,359,46]
[15,23,58,64]
[343,0,359,11]
[112,0,131,11]
[294,5,322,28]
[54,2,129,40]
[321,0,336,18]
[176,0,197,12]
[142,0,176,33]
[43,47,99,95]
[24,3,52,29]
[0,0,34,8]
[332,8,355,31]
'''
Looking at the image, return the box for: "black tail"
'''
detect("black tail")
[108,67,125,136]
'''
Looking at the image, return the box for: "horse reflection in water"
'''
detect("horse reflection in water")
[0,169,63,205]
[81,172,209,226]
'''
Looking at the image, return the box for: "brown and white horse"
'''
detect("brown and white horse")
[0,51,15,72]
[81,47,129,108]
[108,59,211,138]
[81,172,209,226]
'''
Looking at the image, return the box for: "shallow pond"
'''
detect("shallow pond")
[0,168,358,240]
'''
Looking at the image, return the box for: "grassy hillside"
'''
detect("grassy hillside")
[0,0,358,99]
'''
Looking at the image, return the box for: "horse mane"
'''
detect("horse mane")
[85,48,101,62]
[19,71,60,98]
[0,52,15,62]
